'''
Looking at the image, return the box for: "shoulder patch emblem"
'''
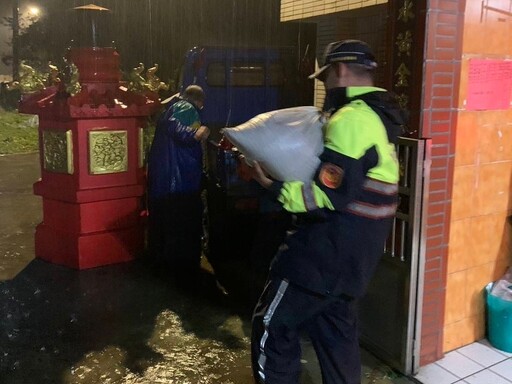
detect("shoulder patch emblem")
[319,163,344,189]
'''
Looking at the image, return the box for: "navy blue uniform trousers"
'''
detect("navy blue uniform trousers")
[251,279,361,384]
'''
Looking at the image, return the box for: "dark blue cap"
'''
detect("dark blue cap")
[309,40,377,80]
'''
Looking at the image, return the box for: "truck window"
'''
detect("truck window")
[231,64,265,86]
[207,63,226,87]
[205,62,285,88]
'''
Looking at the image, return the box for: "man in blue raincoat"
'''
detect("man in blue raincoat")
[147,85,210,284]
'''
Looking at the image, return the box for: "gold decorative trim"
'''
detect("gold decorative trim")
[89,130,128,175]
[42,130,74,174]
[398,0,414,23]
[395,63,411,88]
[138,127,144,168]
[397,94,410,110]
[66,131,74,174]
[396,30,413,57]
[391,0,423,123]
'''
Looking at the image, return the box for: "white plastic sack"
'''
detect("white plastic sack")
[491,267,512,301]
[223,107,325,182]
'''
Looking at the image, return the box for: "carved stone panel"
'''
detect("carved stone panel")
[42,130,74,174]
[89,130,128,175]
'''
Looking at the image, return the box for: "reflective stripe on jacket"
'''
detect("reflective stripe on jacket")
[272,86,399,219]
[268,86,401,298]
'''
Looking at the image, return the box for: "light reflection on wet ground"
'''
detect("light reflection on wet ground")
[0,153,253,384]
[0,257,255,384]
[0,153,414,384]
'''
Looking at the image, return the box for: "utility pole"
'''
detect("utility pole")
[12,0,19,81]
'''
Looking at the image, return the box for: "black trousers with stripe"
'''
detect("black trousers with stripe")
[251,279,361,384]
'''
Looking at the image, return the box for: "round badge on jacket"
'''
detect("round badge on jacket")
[319,163,344,189]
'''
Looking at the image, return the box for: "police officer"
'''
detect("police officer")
[249,40,404,384]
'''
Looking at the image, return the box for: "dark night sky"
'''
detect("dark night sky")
[1,1,47,77]
[1,0,315,82]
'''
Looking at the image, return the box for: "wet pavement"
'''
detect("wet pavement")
[0,153,416,384]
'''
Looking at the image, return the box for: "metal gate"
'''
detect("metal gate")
[359,137,431,375]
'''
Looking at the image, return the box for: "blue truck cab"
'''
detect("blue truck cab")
[179,45,309,190]
[179,46,312,287]
[180,46,295,138]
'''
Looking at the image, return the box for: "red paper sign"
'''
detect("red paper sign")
[466,59,512,111]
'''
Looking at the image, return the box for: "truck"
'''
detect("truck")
[179,46,314,297]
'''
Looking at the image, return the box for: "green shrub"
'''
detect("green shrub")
[0,111,39,154]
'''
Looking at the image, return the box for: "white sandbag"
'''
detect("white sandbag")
[223,106,325,182]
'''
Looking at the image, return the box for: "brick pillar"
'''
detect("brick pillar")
[418,0,466,365]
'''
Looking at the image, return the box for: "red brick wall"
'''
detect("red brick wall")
[419,0,466,366]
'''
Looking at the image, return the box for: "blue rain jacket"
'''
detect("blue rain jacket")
[147,98,203,198]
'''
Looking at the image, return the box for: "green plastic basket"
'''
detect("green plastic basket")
[486,282,512,353]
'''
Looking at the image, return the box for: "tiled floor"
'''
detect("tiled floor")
[414,339,512,384]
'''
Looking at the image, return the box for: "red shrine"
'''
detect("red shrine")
[19,5,159,269]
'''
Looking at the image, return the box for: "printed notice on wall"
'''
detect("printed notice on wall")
[466,59,512,111]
